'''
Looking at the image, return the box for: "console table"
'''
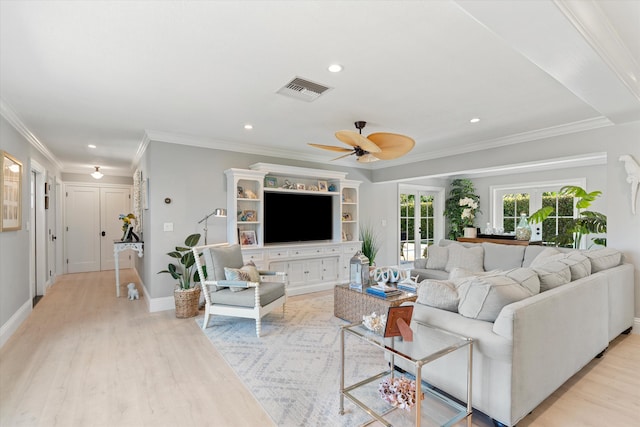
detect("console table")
[113,241,144,297]
[457,237,542,246]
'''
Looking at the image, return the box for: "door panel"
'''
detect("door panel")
[100,187,132,270]
[66,186,101,273]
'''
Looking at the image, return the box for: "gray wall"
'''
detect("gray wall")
[0,116,61,328]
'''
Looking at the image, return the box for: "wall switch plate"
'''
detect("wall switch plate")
[163,222,173,232]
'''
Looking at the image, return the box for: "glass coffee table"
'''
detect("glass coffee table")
[340,321,473,426]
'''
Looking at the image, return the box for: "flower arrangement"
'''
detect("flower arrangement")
[119,213,136,231]
[444,179,480,240]
[459,197,479,228]
[378,376,419,411]
[363,312,386,334]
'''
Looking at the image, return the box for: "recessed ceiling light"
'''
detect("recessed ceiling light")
[470,117,481,123]
[88,144,97,148]
[244,124,253,130]
[328,64,343,73]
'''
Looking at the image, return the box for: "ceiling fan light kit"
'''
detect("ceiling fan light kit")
[309,121,415,163]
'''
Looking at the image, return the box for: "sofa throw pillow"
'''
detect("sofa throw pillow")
[416,279,459,312]
[241,261,261,282]
[500,267,541,295]
[426,245,449,270]
[530,247,561,266]
[457,275,533,322]
[531,256,571,292]
[223,267,250,292]
[584,248,622,272]
[482,242,526,271]
[445,243,484,273]
[558,252,592,280]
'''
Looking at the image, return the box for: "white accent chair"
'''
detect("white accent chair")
[192,243,287,337]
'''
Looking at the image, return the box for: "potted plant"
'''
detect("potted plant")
[444,179,481,240]
[528,185,606,248]
[158,233,205,318]
[360,223,380,285]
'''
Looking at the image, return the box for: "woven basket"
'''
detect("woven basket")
[174,286,201,318]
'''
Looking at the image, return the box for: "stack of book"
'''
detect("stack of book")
[397,282,417,293]
[366,284,403,298]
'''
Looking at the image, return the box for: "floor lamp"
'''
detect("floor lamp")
[197,208,227,244]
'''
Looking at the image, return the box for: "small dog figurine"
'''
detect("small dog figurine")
[127,283,139,300]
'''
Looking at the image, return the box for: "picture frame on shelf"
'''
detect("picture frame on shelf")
[318,180,328,192]
[265,176,277,188]
[1,151,23,232]
[384,306,414,339]
[240,230,257,247]
[238,210,256,222]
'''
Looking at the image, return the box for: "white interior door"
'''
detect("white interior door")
[66,185,101,273]
[100,187,132,270]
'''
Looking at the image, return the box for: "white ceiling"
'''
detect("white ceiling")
[1,0,639,177]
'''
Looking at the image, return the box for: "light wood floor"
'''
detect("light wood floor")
[1,271,638,427]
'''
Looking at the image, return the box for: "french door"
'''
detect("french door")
[399,185,445,265]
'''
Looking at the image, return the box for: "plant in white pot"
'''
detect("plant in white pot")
[158,233,205,318]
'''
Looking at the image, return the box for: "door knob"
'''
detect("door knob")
[101,231,106,236]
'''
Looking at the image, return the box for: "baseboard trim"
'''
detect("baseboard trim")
[633,318,640,335]
[138,275,175,313]
[287,282,335,296]
[0,300,32,349]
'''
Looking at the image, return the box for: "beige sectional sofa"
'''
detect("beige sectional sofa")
[399,240,634,426]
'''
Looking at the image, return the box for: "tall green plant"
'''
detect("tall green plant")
[444,179,480,240]
[528,185,606,248]
[158,233,205,290]
[359,223,380,266]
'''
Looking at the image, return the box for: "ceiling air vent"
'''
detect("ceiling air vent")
[276,77,332,102]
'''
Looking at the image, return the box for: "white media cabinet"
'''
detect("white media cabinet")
[224,163,362,296]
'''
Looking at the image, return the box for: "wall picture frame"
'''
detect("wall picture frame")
[239,230,257,247]
[1,151,23,232]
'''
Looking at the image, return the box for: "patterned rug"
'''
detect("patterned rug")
[196,293,388,426]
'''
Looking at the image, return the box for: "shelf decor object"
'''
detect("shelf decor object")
[1,151,23,232]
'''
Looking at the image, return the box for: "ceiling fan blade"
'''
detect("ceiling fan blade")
[307,143,352,153]
[331,152,355,161]
[366,133,415,160]
[335,130,382,153]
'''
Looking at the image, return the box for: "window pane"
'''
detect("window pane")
[420,219,427,239]
[558,194,574,216]
[542,192,557,215]
[503,194,515,216]
[517,193,530,216]
[504,218,515,233]
[542,217,557,242]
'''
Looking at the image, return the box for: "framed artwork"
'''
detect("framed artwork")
[318,180,328,192]
[240,230,257,247]
[1,151,23,232]
[265,176,277,188]
[384,306,414,338]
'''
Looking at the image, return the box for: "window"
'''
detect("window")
[491,179,584,243]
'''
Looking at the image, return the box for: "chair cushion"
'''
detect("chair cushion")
[205,244,244,291]
[210,282,285,307]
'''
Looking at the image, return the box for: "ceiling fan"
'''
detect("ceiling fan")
[308,121,415,163]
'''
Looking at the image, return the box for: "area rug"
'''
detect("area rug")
[195,294,389,426]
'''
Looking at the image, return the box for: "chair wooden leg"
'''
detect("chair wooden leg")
[202,308,210,330]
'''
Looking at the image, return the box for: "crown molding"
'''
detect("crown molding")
[132,132,151,169]
[368,116,613,170]
[554,0,640,101]
[0,99,64,171]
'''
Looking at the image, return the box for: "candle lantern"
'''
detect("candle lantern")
[349,250,370,290]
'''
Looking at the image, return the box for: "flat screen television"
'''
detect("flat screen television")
[264,192,333,244]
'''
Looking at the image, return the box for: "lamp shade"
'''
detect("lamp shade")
[213,208,227,217]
